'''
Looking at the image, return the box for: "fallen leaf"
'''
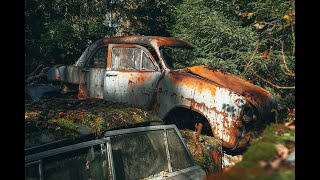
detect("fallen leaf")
[275,143,289,160]
[247,12,254,17]
[253,22,265,30]
[259,160,267,168]
[283,15,290,20]
[270,158,282,169]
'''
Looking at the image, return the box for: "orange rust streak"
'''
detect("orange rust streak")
[187,66,271,104]
[137,76,145,84]
[126,74,153,86]
[195,123,203,134]
[168,71,217,97]
[211,149,219,164]
[116,70,155,73]
[103,36,193,48]
[107,47,112,69]
[144,75,153,81]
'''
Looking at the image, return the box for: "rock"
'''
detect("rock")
[222,153,243,170]
[287,151,295,165]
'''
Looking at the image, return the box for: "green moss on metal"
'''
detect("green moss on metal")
[180,130,222,174]
[25,98,161,147]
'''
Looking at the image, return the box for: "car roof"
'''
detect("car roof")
[103,36,194,48]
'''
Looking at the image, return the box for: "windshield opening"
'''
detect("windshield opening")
[160,47,195,70]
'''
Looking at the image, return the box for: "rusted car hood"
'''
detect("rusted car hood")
[176,65,276,120]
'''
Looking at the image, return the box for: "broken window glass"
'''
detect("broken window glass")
[41,144,109,180]
[141,52,155,71]
[25,161,41,180]
[167,129,194,171]
[110,130,169,180]
[111,47,142,70]
[88,46,108,68]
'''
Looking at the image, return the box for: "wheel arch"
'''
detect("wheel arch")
[162,105,214,137]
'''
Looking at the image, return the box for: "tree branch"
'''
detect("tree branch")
[280,41,295,77]
[250,69,295,89]
[25,67,50,84]
[26,64,43,79]
[241,40,260,76]
[290,21,295,56]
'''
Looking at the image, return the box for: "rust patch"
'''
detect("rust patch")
[103,36,194,48]
[168,71,198,88]
[211,149,219,164]
[168,71,217,97]
[185,97,241,148]
[186,98,209,112]
[126,74,153,85]
[186,66,272,108]
[137,76,145,84]
[195,123,203,134]
[116,70,156,73]
[78,83,88,100]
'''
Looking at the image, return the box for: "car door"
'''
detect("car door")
[104,44,161,107]
[81,45,109,99]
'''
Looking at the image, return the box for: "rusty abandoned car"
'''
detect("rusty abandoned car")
[47,36,277,150]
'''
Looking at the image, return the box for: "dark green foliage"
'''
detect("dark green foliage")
[171,0,295,119]
[25,0,109,74]
[118,0,181,36]
[25,0,178,75]
[171,0,257,73]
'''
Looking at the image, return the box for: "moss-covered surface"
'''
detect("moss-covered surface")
[207,123,295,180]
[180,130,222,174]
[25,98,161,148]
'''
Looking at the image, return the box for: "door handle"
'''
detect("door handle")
[82,68,89,72]
[105,73,118,77]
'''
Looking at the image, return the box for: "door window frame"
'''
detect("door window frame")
[84,45,109,69]
[107,44,160,72]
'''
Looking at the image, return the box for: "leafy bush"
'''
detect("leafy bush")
[171,0,295,119]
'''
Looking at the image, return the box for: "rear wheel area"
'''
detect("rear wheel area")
[163,107,213,136]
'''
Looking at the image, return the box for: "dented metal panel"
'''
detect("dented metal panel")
[47,66,61,81]
[104,71,161,107]
[47,65,82,84]
[86,68,105,99]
